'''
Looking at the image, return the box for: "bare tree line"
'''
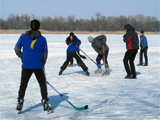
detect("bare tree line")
[0,13,159,32]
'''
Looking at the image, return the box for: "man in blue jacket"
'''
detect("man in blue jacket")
[14,20,52,113]
[59,32,89,76]
[123,24,139,79]
[137,30,148,66]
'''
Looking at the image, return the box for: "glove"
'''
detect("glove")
[80,55,87,59]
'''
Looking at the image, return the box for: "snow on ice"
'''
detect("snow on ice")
[0,34,160,120]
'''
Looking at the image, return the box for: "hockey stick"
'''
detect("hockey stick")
[102,45,106,75]
[76,45,97,65]
[102,45,109,75]
[46,81,88,111]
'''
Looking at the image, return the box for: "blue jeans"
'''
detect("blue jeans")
[96,50,109,67]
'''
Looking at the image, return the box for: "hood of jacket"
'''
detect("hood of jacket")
[127,25,135,31]
[26,30,41,40]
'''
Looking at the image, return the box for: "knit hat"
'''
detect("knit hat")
[30,19,40,30]
[140,30,144,33]
[70,32,74,36]
[124,24,130,29]
[88,36,93,42]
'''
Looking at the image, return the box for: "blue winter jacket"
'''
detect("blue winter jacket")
[67,36,80,52]
[140,35,148,50]
[15,32,48,69]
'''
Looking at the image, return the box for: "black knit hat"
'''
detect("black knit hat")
[140,30,144,33]
[30,19,40,30]
[70,32,74,36]
[124,24,130,29]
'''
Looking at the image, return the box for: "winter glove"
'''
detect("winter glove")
[80,55,87,59]
[66,39,72,45]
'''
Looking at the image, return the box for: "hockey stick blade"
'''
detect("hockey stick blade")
[75,105,88,111]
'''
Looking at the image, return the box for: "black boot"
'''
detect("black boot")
[41,99,52,113]
[16,98,24,111]
[58,69,64,75]
[143,61,148,66]
[137,61,143,66]
[124,75,131,79]
[84,70,90,76]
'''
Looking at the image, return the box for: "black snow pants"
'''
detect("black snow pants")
[60,50,88,71]
[140,46,148,64]
[18,68,48,100]
[123,49,138,77]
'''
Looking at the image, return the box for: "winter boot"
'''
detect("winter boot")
[94,66,102,74]
[143,61,148,66]
[16,98,24,111]
[58,69,64,75]
[41,99,53,114]
[137,61,143,66]
[68,63,73,67]
[84,70,90,76]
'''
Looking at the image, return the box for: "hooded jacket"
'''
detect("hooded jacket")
[123,25,139,50]
[140,35,148,49]
[14,30,48,69]
[92,35,109,55]
[66,35,80,52]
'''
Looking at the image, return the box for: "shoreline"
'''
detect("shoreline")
[0,29,159,35]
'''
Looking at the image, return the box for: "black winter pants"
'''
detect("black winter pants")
[140,46,148,64]
[61,51,88,71]
[18,68,48,100]
[123,49,138,77]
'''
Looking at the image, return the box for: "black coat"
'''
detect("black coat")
[123,25,139,50]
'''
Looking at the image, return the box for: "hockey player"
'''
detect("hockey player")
[123,24,139,79]
[137,30,148,66]
[59,32,89,76]
[65,34,86,67]
[88,35,109,74]
[14,19,52,113]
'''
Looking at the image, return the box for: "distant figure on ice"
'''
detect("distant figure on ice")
[14,19,52,113]
[88,35,109,74]
[59,32,89,76]
[137,30,148,66]
[65,33,86,67]
[123,24,139,79]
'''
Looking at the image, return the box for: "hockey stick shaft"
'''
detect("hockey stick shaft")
[46,81,88,111]
[76,45,97,65]
[103,45,106,72]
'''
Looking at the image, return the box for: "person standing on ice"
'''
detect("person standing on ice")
[137,30,148,66]
[123,24,139,79]
[66,36,86,67]
[59,32,89,76]
[88,35,109,74]
[14,19,52,113]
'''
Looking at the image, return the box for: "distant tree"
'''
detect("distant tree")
[0,13,159,32]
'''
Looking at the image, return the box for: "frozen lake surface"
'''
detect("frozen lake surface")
[0,34,160,120]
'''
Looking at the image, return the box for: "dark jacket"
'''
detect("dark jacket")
[123,25,139,50]
[66,35,80,52]
[92,35,109,55]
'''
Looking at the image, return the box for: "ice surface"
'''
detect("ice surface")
[0,34,160,120]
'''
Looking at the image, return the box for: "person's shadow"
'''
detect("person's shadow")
[20,93,69,114]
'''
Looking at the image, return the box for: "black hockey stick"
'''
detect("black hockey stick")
[76,45,97,65]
